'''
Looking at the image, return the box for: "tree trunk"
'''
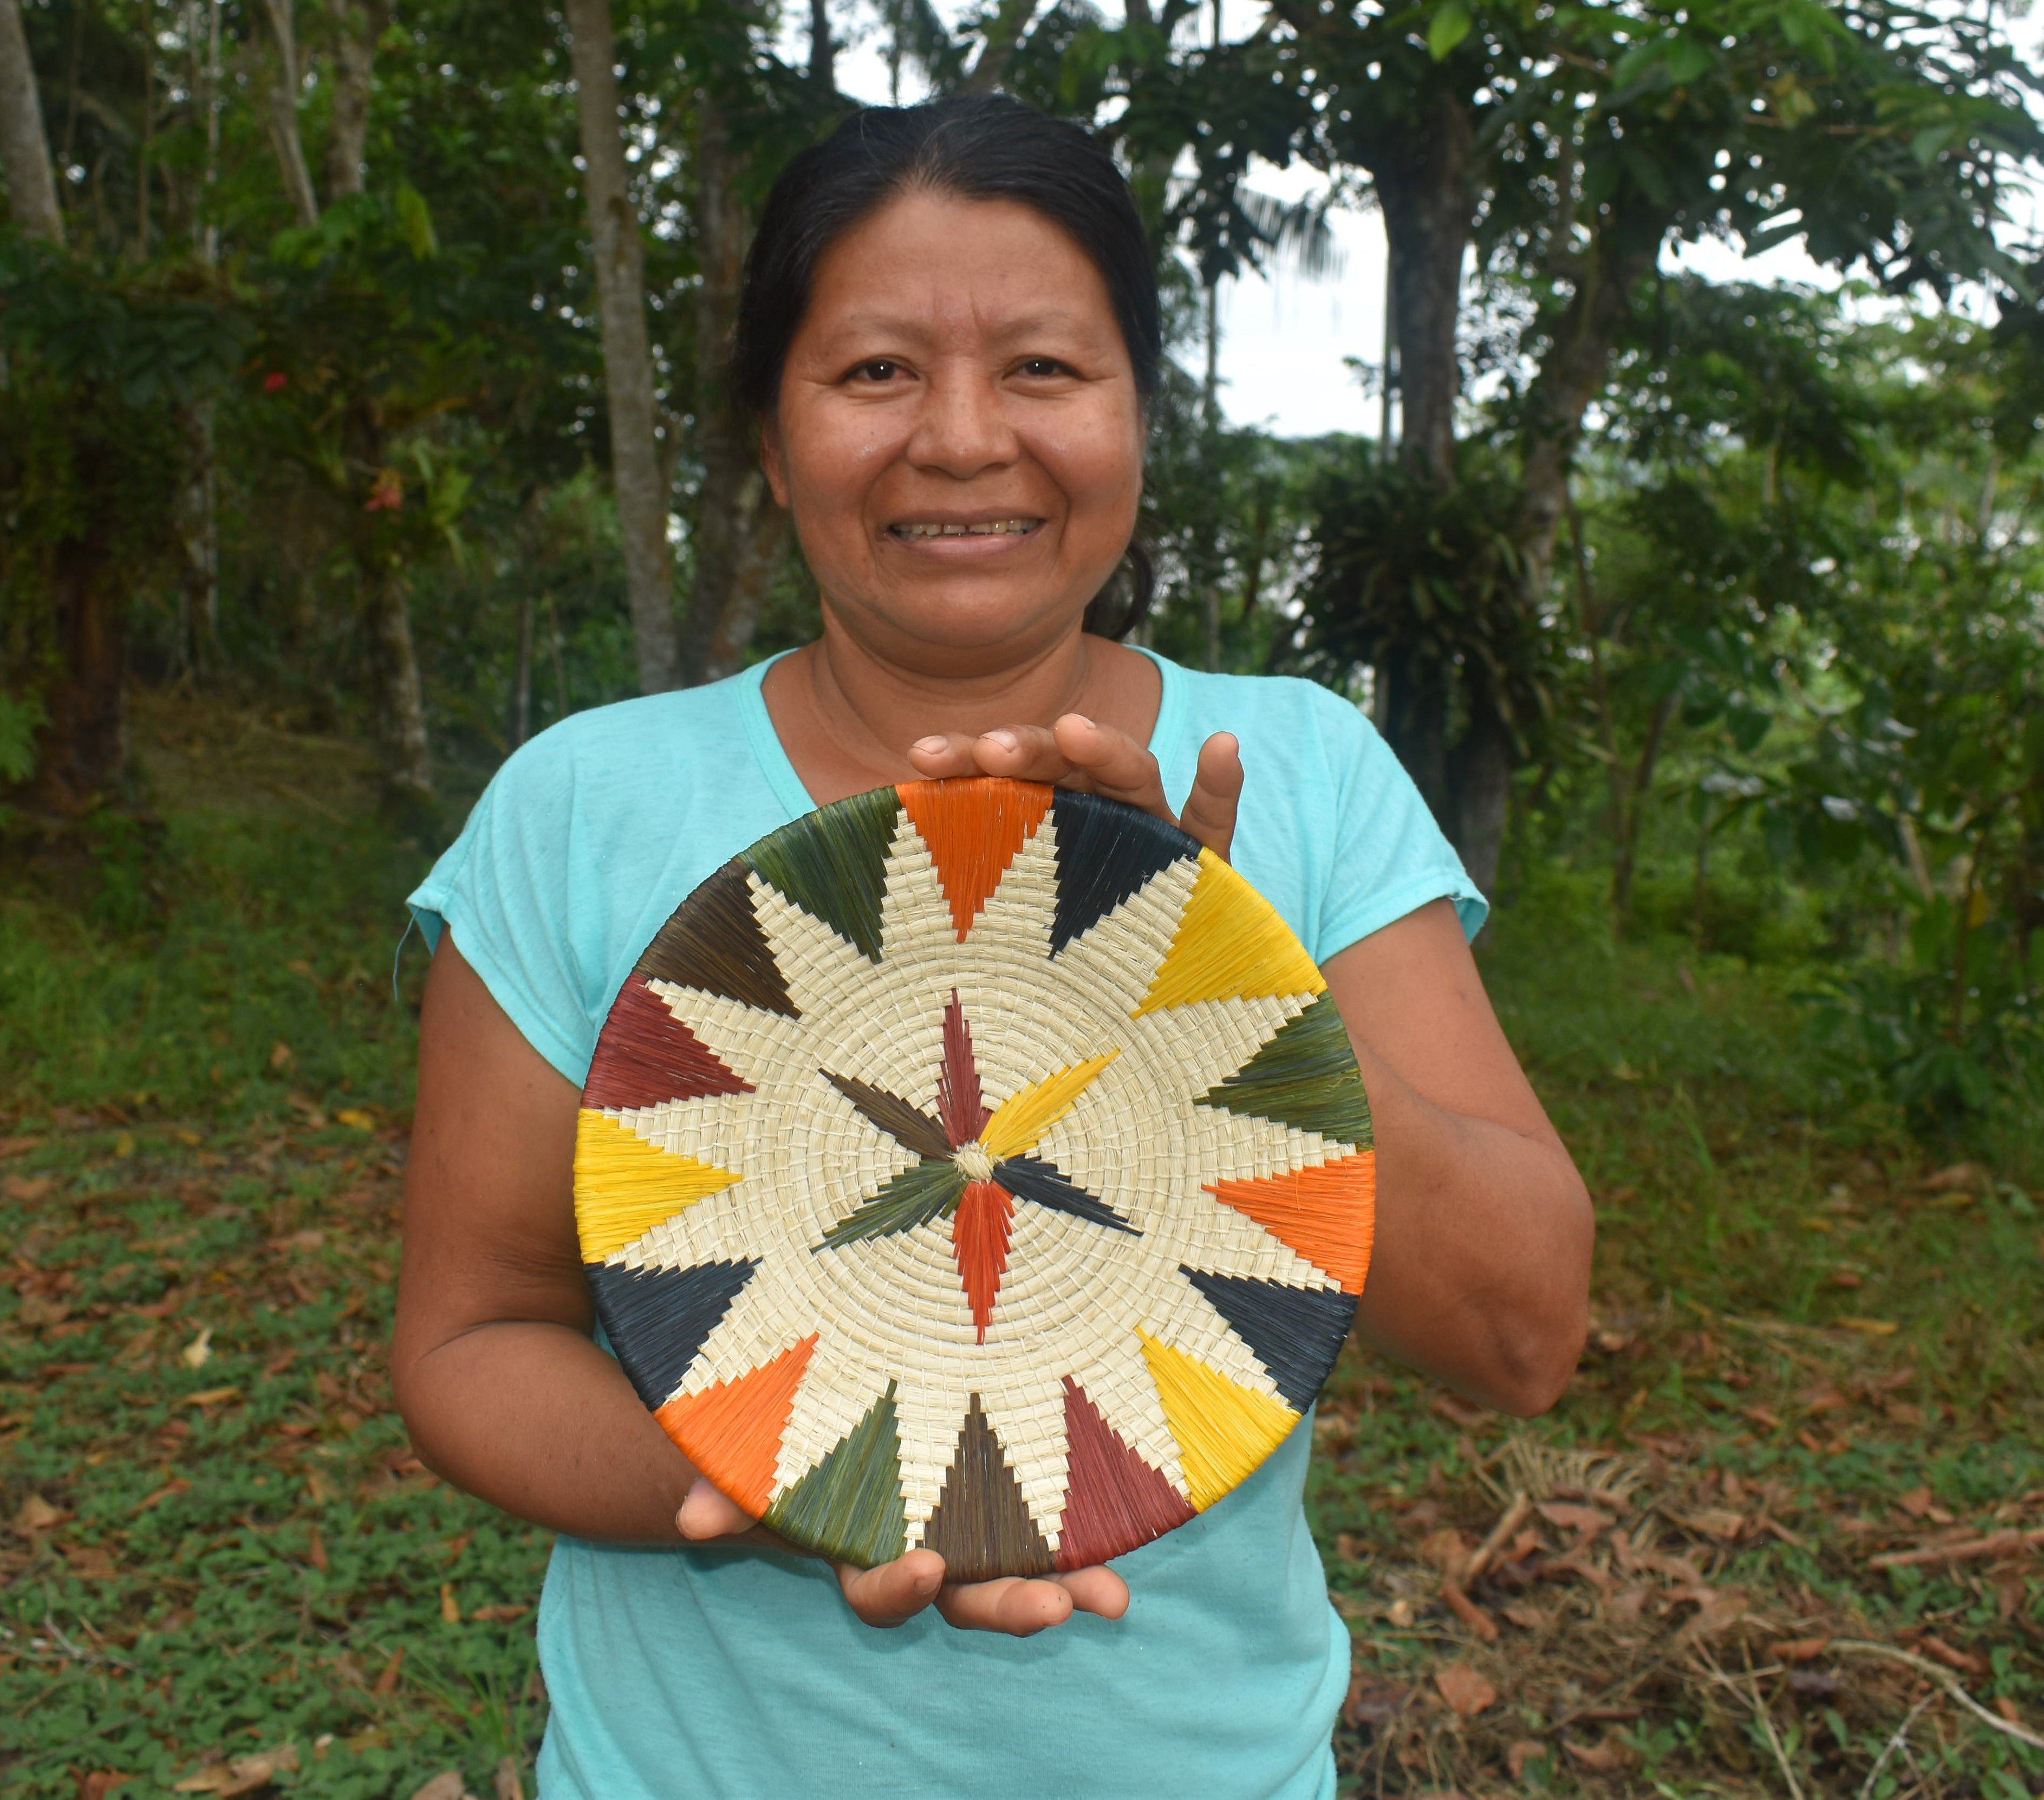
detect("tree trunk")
[566,0,680,695]
[172,399,218,677]
[683,93,789,686]
[24,510,126,816]
[1609,690,1676,932]
[324,0,389,200]
[0,0,65,245]
[1447,693,1510,898]
[1512,225,1659,599]
[1376,641,1450,833]
[363,562,434,816]
[1371,90,1471,487]
[259,0,320,227]
[809,0,835,89]
[962,0,1041,94]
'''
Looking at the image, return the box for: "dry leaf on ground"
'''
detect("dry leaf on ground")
[408,1775,469,1800]
[1434,1661,1499,1715]
[172,1744,298,1795]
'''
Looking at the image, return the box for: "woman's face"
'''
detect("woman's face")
[762,190,1145,671]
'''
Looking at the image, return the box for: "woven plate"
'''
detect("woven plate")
[575,777,1375,1580]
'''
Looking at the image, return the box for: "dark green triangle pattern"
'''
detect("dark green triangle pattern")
[763,1380,908,1568]
[1195,992,1372,1147]
[815,1157,966,1250]
[744,785,903,964]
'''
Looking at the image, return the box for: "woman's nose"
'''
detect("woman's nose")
[905,365,1018,478]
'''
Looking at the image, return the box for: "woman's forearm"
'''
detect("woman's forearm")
[1351,1042,1592,1415]
[395,1319,698,1543]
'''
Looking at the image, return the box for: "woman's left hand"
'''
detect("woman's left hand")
[676,1474,1130,1636]
[907,717,1244,863]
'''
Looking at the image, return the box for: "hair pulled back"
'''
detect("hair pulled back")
[734,95,1159,639]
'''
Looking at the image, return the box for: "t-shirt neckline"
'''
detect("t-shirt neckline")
[734,645,1187,822]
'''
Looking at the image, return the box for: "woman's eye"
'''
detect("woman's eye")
[1017,358,1069,379]
[851,359,901,383]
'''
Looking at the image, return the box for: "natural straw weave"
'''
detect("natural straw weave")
[574,778,1376,1580]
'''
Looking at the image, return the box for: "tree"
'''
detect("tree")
[1260,0,2042,887]
[0,0,65,244]
[567,0,680,694]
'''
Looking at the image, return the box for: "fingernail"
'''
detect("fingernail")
[912,735,946,754]
[982,730,1017,752]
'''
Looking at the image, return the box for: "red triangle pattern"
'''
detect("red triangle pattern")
[584,980,754,1111]
[1054,1376,1195,1570]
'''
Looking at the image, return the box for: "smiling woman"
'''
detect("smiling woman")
[391,94,1592,1800]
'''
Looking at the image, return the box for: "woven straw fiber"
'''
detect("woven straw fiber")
[574,778,1377,1580]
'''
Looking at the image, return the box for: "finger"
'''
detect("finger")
[1178,732,1242,863]
[837,1549,946,1628]
[1054,1565,1130,1620]
[675,1476,754,1543]
[907,726,1077,785]
[933,1575,1077,1637]
[905,732,992,779]
[1048,714,1168,810]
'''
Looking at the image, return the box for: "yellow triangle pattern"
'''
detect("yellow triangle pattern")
[1132,849,1325,1016]
[1136,1329,1298,1511]
[574,1110,740,1261]
[980,1052,1119,1160]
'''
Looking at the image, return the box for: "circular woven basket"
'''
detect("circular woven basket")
[574,777,1375,1580]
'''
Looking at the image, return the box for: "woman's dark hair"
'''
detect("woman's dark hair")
[734,95,1160,639]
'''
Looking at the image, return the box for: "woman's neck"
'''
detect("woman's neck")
[760,620,1161,807]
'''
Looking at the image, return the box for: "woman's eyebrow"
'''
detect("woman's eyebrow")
[809,304,1106,344]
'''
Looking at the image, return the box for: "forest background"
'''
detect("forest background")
[3,0,2043,1796]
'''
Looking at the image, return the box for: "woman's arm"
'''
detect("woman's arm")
[391,933,1127,1634]
[1324,902,1591,1414]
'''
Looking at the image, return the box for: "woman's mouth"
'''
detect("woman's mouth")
[889,517,1043,540]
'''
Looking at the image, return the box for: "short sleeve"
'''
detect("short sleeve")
[1301,686,1489,960]
[406,738,600,1085]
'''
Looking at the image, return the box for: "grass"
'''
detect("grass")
[2,693,2040,1799]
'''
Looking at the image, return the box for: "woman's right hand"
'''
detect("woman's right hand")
[676,1476,1129,1636]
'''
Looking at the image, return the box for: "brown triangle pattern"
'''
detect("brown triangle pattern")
[919,1394,1054,1583]
[634,857,797,1018]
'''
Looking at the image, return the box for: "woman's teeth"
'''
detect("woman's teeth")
[892,518,1038,539]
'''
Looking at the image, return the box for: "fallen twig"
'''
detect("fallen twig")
[1867,1529,2043,1570]
[1740,1643,1806,1800]
[1859,1689,1937,1800]
[1829,1639,2044,1751]
[1461,1490,1534,1584]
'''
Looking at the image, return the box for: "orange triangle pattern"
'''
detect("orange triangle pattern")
[898,778,1053,941]
[654,1334,819,1517]
[1203,1151,1376,1295]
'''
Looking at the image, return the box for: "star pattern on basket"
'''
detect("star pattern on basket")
[816,989,1137,1342]
[572,777,1377,1580]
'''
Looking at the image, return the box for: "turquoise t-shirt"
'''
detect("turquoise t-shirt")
[407,649,1483,1800]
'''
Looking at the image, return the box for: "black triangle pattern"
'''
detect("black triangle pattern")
[1046,789,1197,956]
[584,1257,760,1408]
[1178,1265,1357,1411]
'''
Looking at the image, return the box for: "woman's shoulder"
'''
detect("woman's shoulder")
[479,678,761,817]
[1148,655,1379,766]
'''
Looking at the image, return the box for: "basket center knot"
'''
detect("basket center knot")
[952,1142,995,1182]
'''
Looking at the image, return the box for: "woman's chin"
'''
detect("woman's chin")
[825,587,1089,666]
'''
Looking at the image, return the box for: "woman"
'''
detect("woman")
[395,95,1592,1799]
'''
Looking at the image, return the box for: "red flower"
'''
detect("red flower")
[262,371,289,393]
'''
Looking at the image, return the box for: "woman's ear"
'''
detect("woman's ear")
[759,417,791,510]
